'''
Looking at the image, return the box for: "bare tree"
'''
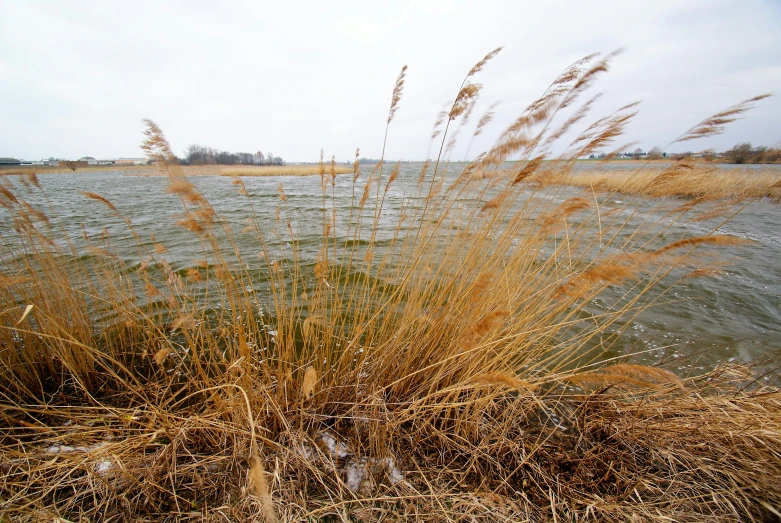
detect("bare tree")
[726,142,753,164]
[647,146,663,160]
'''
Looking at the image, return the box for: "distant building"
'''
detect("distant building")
[115,158,148,165]
[11,157,149,167]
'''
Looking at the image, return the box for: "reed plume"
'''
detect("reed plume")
[542,196,591,227]
[81,191,119,213]
[250,453,277,523]
[474,102,499,138]
[473,371,536,391]
[387,65,408,124]
[676,94,772,143]
[300,367,317,399]
[653,234,750,255]
[0,49,777,523]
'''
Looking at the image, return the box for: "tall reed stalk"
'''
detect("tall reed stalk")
[0,52,778,522]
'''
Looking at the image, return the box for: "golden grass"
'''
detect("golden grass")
[549,162,781,200]
[1,51,779,522]
[221,164,353,176]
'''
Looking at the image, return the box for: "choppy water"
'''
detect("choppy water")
[4,163,781,381]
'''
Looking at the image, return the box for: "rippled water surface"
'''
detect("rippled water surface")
[5,163,781,380]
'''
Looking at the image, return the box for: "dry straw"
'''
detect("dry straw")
[0,50,779,522]
[552,163,781,200]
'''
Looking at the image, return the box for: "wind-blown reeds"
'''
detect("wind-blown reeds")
[0,51,778,522]
[551,162,781,200]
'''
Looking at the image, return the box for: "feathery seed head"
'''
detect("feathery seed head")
[467,47,503,77]
[387,65,408,124]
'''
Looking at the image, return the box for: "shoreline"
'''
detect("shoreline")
[0,164,354,177]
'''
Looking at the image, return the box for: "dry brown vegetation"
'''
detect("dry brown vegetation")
[1,52,780,522]
[0,164,154,176]
[221,165,353,177]
[545,161,781,200]
[1,164,354,178]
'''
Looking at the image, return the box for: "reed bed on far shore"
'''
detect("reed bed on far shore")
[0,164,355,178]
[0,164,155,176]
[220,164,354,177]
[543,162,781,200]
[1,51,780,522]
[122,164,354,177]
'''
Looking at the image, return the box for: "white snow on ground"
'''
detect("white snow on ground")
[45,441,115,476]
[307,431,405,493]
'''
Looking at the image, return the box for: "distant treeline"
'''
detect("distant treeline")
[181,145,284,166]
[718,143,781,164]
[357,158,421,165]
[589,143,780,164]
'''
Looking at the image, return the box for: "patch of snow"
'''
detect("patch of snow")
[319,431,352,460]
[46,441,116,479]
[384,457,404,485]
[342,456,405,494]
[95,459,113,476]
[344,457,371,493]
[298,431,406,494]
[47,444,77,453]
[47,442,107,454]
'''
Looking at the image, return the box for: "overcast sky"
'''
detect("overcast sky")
[1,0,779,162]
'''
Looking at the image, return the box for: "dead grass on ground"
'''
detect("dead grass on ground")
[1,51,779,522]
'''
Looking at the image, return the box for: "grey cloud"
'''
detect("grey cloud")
[1,0,779,161]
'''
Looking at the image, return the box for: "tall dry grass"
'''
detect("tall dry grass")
[550,161,781,200]
[221,165,353,177]
[1,52,779,522]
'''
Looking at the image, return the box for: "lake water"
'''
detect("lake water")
[4,163,780,382]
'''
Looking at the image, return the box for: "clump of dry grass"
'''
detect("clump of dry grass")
[552,162,781,200]
[1,51,779,522]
